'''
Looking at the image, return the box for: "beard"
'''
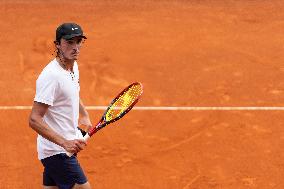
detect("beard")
[58,49,79,62]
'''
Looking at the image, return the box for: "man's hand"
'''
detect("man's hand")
[62,139,87,154]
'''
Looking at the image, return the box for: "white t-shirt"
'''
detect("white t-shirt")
[34,58,83,160]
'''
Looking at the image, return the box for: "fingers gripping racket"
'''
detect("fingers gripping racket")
[67,82,143,156]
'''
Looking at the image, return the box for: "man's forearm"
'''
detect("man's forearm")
[79,99,92,131]
[79,99,89,117]
[29,115,66,147]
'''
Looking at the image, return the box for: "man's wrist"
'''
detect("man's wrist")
[58,137,67,148]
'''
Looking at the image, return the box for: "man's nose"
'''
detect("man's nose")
[73,44,80,51]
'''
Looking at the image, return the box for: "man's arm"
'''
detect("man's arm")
[79,99,92,131]
[29,101,86,154]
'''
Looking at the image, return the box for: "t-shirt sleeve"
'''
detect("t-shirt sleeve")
[34,72,58,106]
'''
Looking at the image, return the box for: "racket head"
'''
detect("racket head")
[87,82,143,137]
[104,82,143,123]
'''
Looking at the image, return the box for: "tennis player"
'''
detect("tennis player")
[29,23,92,189]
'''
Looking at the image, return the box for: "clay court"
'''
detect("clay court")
[1,0,284,188]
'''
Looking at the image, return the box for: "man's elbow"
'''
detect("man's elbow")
[28,114,37,130]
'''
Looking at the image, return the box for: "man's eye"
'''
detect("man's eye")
[76,39,83,44]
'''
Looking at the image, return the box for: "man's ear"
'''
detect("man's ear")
[54,40,60,48]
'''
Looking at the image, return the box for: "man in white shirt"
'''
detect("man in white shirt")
[29,23,92,189]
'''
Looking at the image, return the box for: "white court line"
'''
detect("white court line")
[0,106,284,110]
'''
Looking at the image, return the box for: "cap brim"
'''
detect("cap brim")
[63,34,87,40]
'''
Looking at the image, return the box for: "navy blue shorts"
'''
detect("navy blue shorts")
[41,153,88,189]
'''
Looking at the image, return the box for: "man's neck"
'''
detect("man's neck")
[56,57,74,71]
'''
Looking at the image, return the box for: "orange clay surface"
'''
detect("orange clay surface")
[1,1,284,188]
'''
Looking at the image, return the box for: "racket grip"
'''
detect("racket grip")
[66,133,91,157]
[83,133,91,141]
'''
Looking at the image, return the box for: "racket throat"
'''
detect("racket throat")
[88,127,99,137]
[88,122,104,137]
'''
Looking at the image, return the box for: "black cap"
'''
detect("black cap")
[56,23,87,41]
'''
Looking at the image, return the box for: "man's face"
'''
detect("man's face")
[57,36,84,61]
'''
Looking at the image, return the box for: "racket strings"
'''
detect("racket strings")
[105,84,142,121]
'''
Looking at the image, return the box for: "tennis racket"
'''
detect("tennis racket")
[67,82,143,156]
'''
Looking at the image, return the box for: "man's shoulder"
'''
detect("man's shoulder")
[44,59,59,71]
[38,59,60,80]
